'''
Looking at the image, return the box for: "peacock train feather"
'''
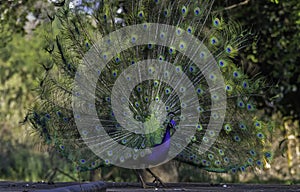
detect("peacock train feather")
[27,0,272,176]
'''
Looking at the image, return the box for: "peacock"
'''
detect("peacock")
[27,0,272,187]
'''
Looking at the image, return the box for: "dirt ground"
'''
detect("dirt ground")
[1,181,299,192]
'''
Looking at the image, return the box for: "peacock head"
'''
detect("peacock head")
[166,112,177,135]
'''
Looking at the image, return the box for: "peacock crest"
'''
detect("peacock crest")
[27,0,272,175]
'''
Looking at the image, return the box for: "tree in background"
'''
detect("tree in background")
[216,0,300,182]
[0,0,78,181]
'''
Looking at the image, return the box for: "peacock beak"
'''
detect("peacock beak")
[167,112,177,133]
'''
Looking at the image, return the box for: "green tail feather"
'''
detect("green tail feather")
[27,0,272,173]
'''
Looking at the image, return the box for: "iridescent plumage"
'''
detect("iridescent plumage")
[27,0,272,178]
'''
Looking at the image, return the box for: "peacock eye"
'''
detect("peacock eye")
[256,160,262,166]
[257,132,264,139]
[132,37,136,43]
[247,104,251,109]
[219,60,224,67]
[181,6,188,16]
[213,18,221,28]
[189,66,194,72]
[80,159,86,164]
[179,42,185,50]
[163,10,168,17]
[176,28,182,35]
[194,7,200,16]
[187,27,193,34]
[231,168,237,173]
[196,88,202,94]
[208,130,215,136]
[233,71,239,77]
[45,114,51,119]
[179,87,186,92]
[199,51,206,59]
[226,46,233,53]
[196,124,203,131]
[138,11,144,18]
[211,37,218,45]
[158,55,164,61]
[265,152,272,158]
[224,157,230,163]
[234,135,241,142]
[169,47,176,54]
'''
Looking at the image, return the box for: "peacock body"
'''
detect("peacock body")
[28,0,272,177]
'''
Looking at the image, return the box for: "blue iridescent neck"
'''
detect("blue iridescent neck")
[161,119,176,144]
[145,119,176,165]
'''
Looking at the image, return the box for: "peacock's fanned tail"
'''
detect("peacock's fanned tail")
[28,0,272,173]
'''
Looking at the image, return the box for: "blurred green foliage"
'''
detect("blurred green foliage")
[0,0,46,47]
[0,0,299,183]
[0,0,65,181]
[224,0,300,117]
[0,27,46,140]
